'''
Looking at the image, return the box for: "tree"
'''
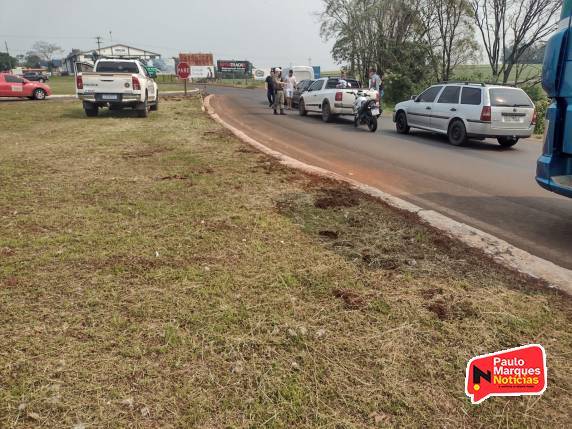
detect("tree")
[30,41,63,62]
[24,52,42,68]
[470,0,561,84]
[320,0,433,102]
[0,52,18,71]
[419,0,479,82]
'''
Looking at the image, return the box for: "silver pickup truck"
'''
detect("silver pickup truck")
[76,59,159,117]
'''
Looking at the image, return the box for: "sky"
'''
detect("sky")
[0,0,337,69]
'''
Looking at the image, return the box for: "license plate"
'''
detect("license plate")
[101,94,118,100]
[371,109,380,116]
[504,116,522,123]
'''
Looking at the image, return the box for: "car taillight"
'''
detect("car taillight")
[480,106,491,122]
[76,75,83,89]
[335,92,343,102]
[132,76,141,91]
[531,109,537,126]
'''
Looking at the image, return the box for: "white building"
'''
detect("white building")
[63,44,161,74]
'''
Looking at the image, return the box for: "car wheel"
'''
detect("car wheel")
[448,119,468,146]
[85,106,98,117]
[497,136,519,148]
[322,102,332,123]
[299,99,307,116]
[137,93,149,118]
[395,111,410,134]
[33,89,46,100]
[38,78,45,83]
[150,92,159,111]
[368,116,378,132]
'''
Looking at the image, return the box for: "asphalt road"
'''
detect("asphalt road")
[209,86,572,270]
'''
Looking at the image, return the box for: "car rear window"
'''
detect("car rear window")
[95,61,139,73]
[489,88,533,107]
[461,87,482,105]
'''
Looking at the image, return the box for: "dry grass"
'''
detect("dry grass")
[0,98,570,428]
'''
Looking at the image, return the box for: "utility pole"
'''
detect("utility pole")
[308,57,312,66]
[5,41,12,69]
[109,31,112,42]
[95,36,102,54]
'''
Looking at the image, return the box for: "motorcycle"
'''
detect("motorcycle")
[352,90,380,132]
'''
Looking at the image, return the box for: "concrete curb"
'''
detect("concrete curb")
[203,94,572,295]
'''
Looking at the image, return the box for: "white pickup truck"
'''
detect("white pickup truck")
[298,77,379,122]
[76,59,159,117]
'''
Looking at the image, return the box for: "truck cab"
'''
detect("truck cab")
[536,1,572,197]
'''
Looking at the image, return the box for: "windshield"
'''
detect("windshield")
[490,88,533,107]
[95,61,139,73]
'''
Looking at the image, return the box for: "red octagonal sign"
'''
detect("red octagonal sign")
[177,62,190,79]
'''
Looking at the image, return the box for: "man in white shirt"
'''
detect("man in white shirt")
[285,70,298,110]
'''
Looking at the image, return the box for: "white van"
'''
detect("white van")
[281,66,314,81]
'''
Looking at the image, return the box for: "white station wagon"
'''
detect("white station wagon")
[393,83,537,147]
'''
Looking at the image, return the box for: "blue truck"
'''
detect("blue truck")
[537,1,572,197]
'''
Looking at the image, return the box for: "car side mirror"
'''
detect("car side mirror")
[411,95,418,101]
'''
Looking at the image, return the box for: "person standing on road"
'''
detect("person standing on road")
[337,70,351,89]
[285,70,297,110]
[369,68,382,112]
[273,68,286,115]
[266,69,275,107]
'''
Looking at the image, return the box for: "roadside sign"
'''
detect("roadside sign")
[177,62,190,79]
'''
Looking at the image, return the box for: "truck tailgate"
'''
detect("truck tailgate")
[81,73,138,94]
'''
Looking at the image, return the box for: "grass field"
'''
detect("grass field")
[0,97,570,427]
[46,76,263,95]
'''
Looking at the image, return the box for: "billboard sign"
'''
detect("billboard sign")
[253,68,268,81]
[217,60,251,74]
[179,53,214,67]
[191,66,215,79]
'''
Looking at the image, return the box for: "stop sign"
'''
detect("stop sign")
[177,62,190,79]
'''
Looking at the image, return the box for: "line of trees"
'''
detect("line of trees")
[319,0,561,102]
[0,41,63,71]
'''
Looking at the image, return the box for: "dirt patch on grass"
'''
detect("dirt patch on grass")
[121,146,172,159]
[314,186,361,209]
[158,174,192,181]
[333,288,366,309]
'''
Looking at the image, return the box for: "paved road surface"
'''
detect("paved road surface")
[209,86,572,269]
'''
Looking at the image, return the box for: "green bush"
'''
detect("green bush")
[524,84,546,103]
[534,98,549,135]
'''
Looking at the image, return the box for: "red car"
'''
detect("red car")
[0,73,52,100]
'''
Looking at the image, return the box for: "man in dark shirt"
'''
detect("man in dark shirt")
[265,69,275,107]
